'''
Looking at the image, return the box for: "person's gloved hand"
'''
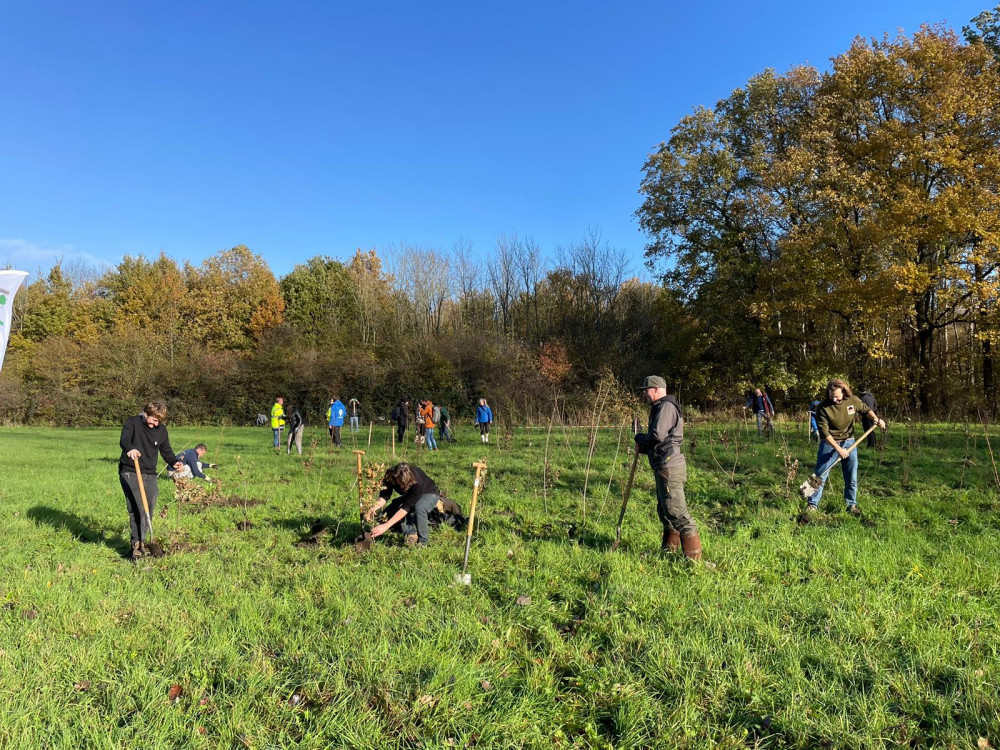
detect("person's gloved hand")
[206,462,218,469]
[203,475,212,482]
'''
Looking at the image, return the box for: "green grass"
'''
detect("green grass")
[0,420,998,748]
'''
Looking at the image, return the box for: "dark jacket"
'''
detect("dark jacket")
[118,415,179,475]
[859,392,877,426]
[379,465,440,515]
[745,392,774,415]
[287,407,303,434]
[392,401,409,427]
[178,448,207,479]
[635,395,685,470]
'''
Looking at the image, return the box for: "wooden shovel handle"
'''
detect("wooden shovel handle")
[132,455,152,540]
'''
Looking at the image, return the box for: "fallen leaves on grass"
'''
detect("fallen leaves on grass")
[168,684,183,703]
[416,694,438,709]
[515,595,531,606]
[73,680,91,692]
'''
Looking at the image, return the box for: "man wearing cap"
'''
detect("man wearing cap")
[634,376,702,560]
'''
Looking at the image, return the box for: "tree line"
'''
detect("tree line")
[3,20,1000,425]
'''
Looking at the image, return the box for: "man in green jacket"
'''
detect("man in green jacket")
[808,378,885,515]
[634,376,702,560]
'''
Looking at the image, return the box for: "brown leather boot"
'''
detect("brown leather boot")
[681,532,702,561]
[661,527,681,553]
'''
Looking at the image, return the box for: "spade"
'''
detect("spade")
[133,455,165,557]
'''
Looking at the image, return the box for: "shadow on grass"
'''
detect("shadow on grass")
[271,516,365,548]
[26,505,131,559]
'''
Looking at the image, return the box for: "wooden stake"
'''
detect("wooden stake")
[353,450,366,522]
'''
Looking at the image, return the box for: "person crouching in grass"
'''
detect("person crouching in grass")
[364,462,441,547]
[119,401,183,561]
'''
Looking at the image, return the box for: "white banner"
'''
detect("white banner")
[0,270,28,373]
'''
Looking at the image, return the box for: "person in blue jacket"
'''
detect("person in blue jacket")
[168,443,216,481]
[328,396,346,448]
[476,397,493,444]
[744,387,774,436]
[809,400,821,442]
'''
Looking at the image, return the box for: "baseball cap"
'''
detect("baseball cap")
[638,375,666,390]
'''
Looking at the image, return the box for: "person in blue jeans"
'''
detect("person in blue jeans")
[365,462,441,547]
[809,378,884,515]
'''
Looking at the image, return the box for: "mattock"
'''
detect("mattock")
[456,461,487,585]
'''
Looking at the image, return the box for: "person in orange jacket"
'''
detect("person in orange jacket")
[419,399,439,451]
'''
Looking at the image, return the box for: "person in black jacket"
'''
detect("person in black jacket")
[119,401,183,561]
[392,399,410,445]
[286,406,305,455]
[364,462,441,547]
[858,388,879,449]
[634,376,702,560]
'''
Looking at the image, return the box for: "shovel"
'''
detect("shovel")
[799,423,880,500]
[132,455,165,557]
[455,462,487,585]
[611,449,641,551]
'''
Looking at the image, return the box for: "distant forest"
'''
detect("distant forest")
[3,23,1000,425]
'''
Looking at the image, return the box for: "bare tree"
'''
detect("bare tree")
[514,235,544,342]
[389,244,451,337]
[488,232,518,336]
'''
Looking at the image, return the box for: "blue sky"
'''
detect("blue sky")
[0,0,989,280]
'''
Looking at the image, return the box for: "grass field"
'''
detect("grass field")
[1,418,998,749]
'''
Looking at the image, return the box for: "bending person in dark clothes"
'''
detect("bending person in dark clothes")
[364,462,441,547]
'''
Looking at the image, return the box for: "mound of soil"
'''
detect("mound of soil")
[173,478,262,509]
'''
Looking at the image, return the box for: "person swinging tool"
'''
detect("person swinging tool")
[364,463,442,547]
[634,376,702,560]
[807,378,885,516]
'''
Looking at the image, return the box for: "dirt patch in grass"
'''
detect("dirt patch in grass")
[173,479,262,509]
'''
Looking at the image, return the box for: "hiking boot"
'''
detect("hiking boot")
[805,504,819,514]
[661,527,681,553]
[680,532,702,561]
[848,505,862,516]
[130,542,143,561]
[404,533,419,548]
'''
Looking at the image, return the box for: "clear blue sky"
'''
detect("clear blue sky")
[0,0,989,280]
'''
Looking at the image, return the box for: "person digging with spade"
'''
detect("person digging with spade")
[634,376,702,560]
[118,401,184,562]
[808,378,885,516]
[364,462,441,548]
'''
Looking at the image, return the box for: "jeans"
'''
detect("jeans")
[350,416,359,433]
[396,422,406,443]
[272,428,281,447]
[755,411,764,435]
[425,427,438,450]
[120,471,158,544]
[441,422,453,441]
[398,493,439,545]
[809,438,858,508]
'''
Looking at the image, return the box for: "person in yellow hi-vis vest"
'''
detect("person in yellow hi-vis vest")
[271,397,285,448]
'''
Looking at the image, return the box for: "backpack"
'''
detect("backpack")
[391,404,401,421]
[432,405,441,424]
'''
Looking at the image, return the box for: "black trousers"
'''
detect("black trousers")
[119,470,158,544]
